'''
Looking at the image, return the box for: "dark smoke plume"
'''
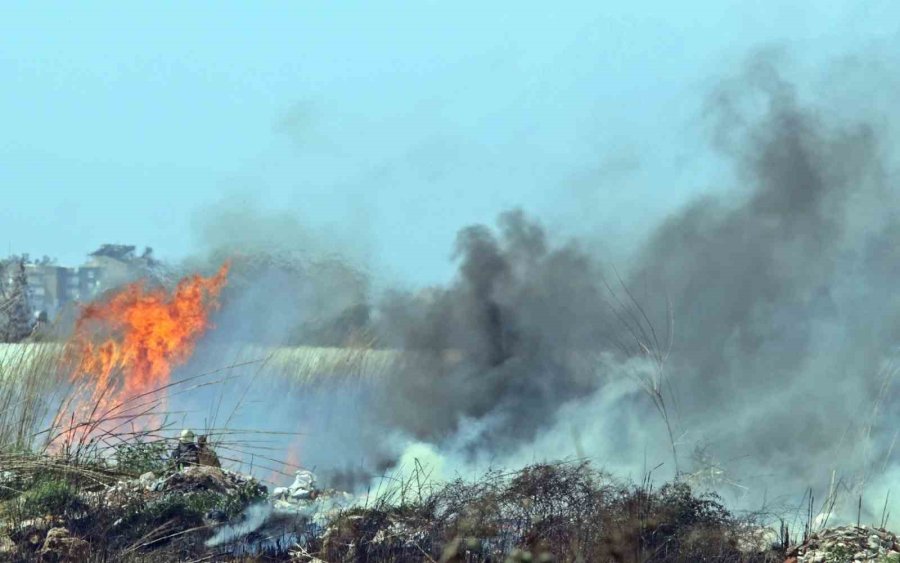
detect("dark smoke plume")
[363,54,900,523]
[630,54,895,488]
[374,209,635,451]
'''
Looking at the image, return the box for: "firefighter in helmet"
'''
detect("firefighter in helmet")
[170,428,200,470]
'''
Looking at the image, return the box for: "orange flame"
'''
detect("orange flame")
[264,438,304,487]
[55,263,229,447]
[285,440,302,474]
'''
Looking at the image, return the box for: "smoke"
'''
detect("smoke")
[164,50,900,526]
[355,52,900,523]
[476,53,900,521]
[205,502,273,548]
[168,193,386,489]
[372,209,630,452]
[631,53,893,478]
[182,192,372,347]
[190,193,371,266]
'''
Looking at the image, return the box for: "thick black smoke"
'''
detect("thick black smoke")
[373,209,632,451]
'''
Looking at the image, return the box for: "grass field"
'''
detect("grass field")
[0,342,407,383]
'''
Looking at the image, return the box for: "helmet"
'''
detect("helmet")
[179,429,195,443]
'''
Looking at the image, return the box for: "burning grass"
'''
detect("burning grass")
[52,263,229,450]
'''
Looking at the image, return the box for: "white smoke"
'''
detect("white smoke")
[205,502,273,548]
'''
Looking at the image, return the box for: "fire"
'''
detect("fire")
[263,438,303,487]
[54,263,229,447]
[285,440,302,474]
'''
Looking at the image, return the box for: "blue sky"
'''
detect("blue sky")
[1,1,897,285]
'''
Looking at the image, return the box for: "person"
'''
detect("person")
[197,435,221,468]
[170,428,199,470]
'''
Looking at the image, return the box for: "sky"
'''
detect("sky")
[1,1,897,286]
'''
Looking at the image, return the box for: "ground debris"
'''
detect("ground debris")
[151,465,266,497]
[11,457,899,562]
[0,460,271,560]
[786,525,900,563]
[270,469,354,523]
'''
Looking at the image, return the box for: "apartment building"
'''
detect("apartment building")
[24,264,103,318]
[7,245,163,319]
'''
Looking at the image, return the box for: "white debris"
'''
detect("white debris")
[288,470,316,499]
[271,469,316,502]
[269,469,354,523]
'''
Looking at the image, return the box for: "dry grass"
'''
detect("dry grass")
[305,461,788,563]
[212,344,401,383]
[0,342,69,453]
[0,342,403,386]
[0,342,300,561]
[0,342,799,562]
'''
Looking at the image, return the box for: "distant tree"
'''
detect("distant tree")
[0,257,33,342]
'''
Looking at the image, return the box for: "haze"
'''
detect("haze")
[3,1,897,286]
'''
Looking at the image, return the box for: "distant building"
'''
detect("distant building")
[25,264,103,318]
[84,245,141,289]
[20,244,164,319]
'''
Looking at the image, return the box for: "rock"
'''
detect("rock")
[0,535,18,558]
[162,465,231,494]
[11,517,56,551]
[97,464,267,530]
[38,527,88,562]
[139,471,157,489]
[153,465,265,498]
[206,508,228,523]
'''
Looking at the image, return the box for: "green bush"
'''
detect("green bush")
[152,491,222,522]
[114,483,266,549]
[114,439,170,475]
[112,490,221,550]
[20,477,85,518]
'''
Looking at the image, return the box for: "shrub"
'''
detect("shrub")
[19,477,85,519]
[314,462,780,563]
[114,439,170,475]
